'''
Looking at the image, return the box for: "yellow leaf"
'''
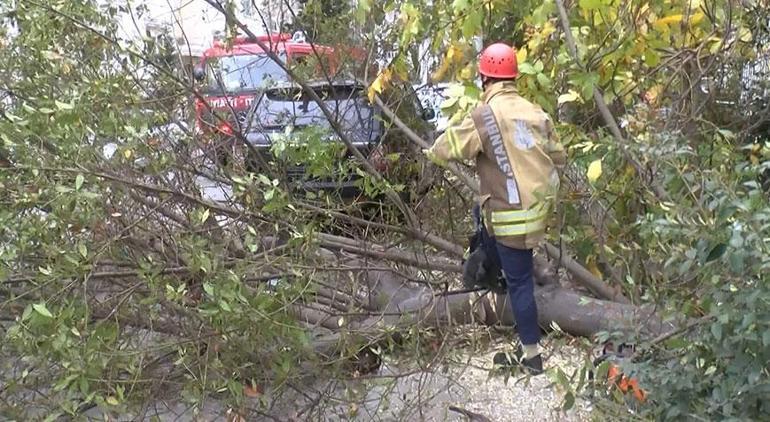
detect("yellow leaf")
[558,90,580,105]
[689,12,705,26]
[587,159,602,183]
[738,27,752,43]
[459,64,473,80]
[106,396,119,406]
[542,21,557,38]
[431,60,450,82]
[446,44,463,64]
[123,149,132,160]
[516,46,528,64]
[586,257,603,279]
[367,68,392,103]
[655,14,684,26]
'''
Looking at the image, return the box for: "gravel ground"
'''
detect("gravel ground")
[346,340,592,422]
[74,338,592,421]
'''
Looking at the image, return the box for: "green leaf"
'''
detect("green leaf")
[55,100,74,110]
[452,0,469,11]
[711,323,722,341]
[518,62,537,75]
[579,0,602,10]
[536,72,551,87]
[665,337,687,349]
[554,368,570,387]
[219,300,232,312]
[75,174,84,190]
[644,50,661,67]
[257,174,271,185]
[717,129,736,140]
[705,243,726,263]
[78,243,88,258]
[22,305,33,321]
[33,303,54,318]
[563,392,575,410]
[439,97,458,109]
[462,11,482,39]
[203,282,215,297]
[105,396,119,406]
[79,377,89,395]
[43,412,64,422]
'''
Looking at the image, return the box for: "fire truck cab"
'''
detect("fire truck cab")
[192,31,360,136]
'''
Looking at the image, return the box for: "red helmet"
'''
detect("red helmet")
[478,43,518,79]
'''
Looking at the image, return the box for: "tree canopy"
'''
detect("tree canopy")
[1,0,769,420]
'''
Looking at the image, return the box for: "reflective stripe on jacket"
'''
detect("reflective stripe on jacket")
[426,81,566,249]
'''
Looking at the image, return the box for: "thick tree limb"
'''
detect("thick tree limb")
[299,201,465,257]
[308,256,675,365]
[543,243,630,303]
[316,233,462,273]
[373,94,480,191]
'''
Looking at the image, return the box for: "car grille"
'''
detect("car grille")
[286,165,306,180]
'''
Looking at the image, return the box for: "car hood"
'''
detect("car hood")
[243,80,381,146]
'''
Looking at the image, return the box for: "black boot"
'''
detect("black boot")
[493,348,544,376]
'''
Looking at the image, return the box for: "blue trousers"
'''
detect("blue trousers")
[493,242,541,345]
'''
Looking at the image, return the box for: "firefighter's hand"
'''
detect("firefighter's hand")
[462,248,487,290]
[422,148,447,167]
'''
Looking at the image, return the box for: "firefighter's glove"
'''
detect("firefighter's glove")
[462,248,504,293]
[422,148,448,167]
[462,247,486,290]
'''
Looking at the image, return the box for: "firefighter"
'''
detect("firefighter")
[424,42,567,375]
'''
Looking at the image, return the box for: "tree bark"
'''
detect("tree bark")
[309,252,674,356]
[543,243,630,304]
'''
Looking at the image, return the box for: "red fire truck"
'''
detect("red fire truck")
[192,31,366,138]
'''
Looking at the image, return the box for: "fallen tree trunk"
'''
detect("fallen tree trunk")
[306,251,676,362]
[368,274,672,338]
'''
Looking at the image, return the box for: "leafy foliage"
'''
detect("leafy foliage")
[2,0,770,420]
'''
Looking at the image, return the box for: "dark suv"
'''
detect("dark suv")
[237,79,432,197]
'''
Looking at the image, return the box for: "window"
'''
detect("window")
[290,53,337,81]
[205,53,288,93]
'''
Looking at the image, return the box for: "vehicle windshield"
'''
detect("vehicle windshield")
[205,53,288,93]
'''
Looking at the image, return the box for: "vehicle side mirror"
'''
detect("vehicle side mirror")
[422,107,436,121]
[193,66,206,82]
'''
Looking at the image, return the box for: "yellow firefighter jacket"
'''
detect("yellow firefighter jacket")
[426,81,566,250]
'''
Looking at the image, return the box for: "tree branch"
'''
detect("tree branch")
[554,0,669,201]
